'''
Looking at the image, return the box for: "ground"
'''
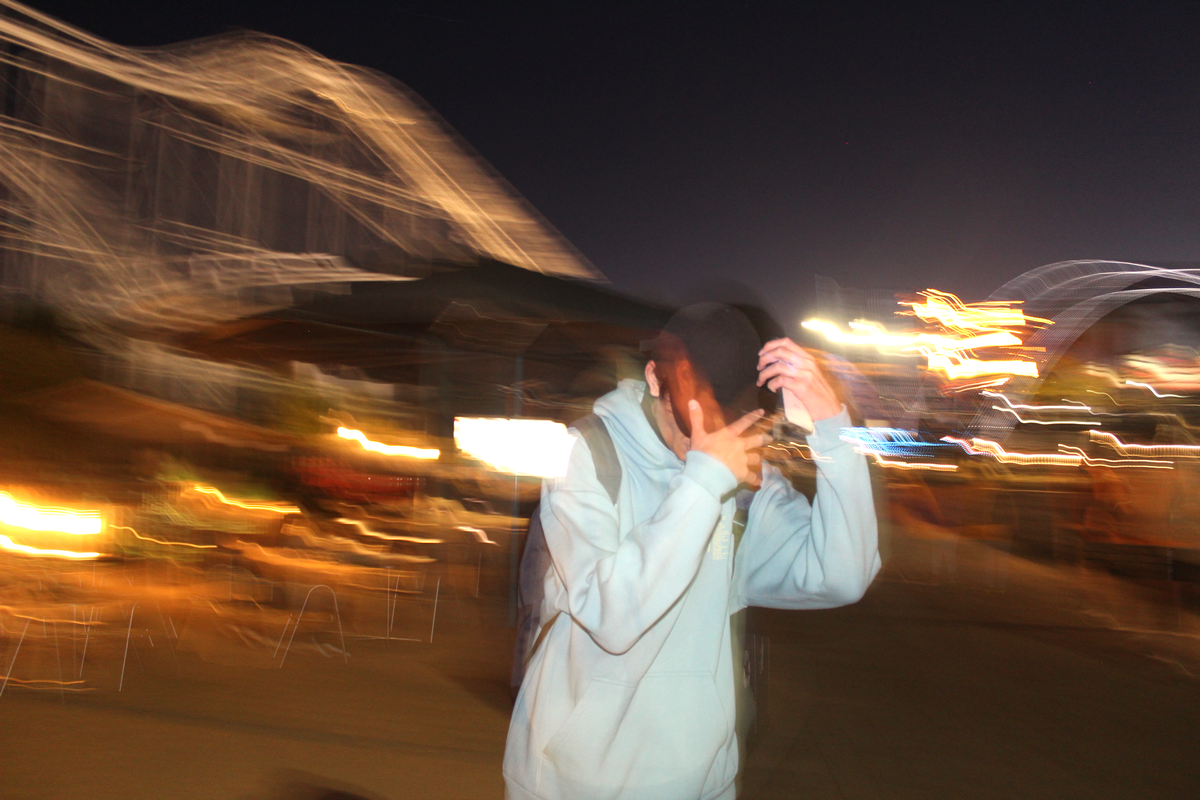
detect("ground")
[2,535,1198,800]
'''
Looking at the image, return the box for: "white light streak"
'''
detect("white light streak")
[981,391,1095,413]
[942,436,1082,466]
[1090,430,1200,458]
[1124,380,1186,399]
[1055,446,1174,470]
[991,407,1101,426]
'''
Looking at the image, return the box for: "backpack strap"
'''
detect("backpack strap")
[571,413,621,505]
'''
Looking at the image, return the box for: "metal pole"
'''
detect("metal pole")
[508,355,524,626]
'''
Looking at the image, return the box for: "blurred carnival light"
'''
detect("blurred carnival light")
[901,288,1050,333]
[454,417,575,478]
[802,289,1044,381]
[1119,349,1200,391]
[0,0,598,333]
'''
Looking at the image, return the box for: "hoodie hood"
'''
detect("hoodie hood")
[592,379,680,475]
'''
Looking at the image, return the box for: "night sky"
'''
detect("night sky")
[25,1,1200,331]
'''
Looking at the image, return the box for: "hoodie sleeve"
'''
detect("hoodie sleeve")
[540,432,737,655]
[732,407,880,611]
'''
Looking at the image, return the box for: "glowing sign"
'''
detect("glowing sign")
[0,491,102,535]
[454,417,576,478]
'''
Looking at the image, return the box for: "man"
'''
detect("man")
[504,303,880,800]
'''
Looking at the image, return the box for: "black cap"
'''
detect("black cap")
[650,302,762,414]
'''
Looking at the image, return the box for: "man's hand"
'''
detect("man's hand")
[687,401,770,487]
[756,338,842,422]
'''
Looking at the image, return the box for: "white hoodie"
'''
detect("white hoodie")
[504,380,880,800]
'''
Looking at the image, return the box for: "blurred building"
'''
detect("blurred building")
[0,4,668,484]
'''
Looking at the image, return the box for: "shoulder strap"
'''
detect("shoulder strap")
[571,413,621,505]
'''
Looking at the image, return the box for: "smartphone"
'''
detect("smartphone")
[779,386,813,432]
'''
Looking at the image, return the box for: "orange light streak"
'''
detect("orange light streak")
[0,607,95,625]
[335,518,442,544]
[188,484,300,514]
[0,533,100,559]
[861,452,958,471]
[111,524,216,549]
[0,677,92,690]
[336,427,440,459]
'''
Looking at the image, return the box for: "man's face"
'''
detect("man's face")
[645,359,767,485]
[646,359,726,440]
[648,376,690,461]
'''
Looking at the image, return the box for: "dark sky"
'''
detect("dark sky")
[25,1,1200,330]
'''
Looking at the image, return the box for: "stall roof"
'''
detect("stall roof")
[175,261,674,380]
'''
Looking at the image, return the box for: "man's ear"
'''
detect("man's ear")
[645,360,661,397]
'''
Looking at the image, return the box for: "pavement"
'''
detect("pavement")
[2,535,1198,800]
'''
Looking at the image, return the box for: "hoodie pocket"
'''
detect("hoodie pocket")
[543,674,728,800]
